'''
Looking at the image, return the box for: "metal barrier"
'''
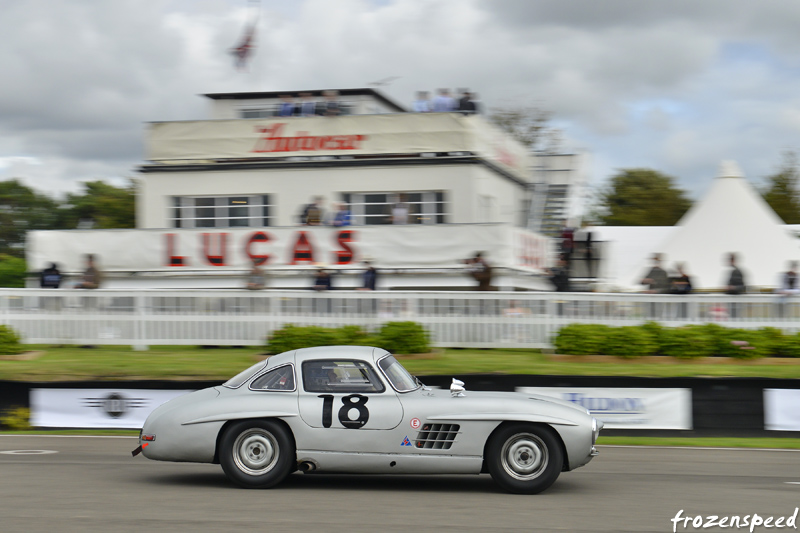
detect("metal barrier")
[1,289,799,349]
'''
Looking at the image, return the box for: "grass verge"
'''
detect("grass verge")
[597,436,800,449]
[4,345,800,382]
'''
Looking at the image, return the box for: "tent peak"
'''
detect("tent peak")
[717,160,744,179]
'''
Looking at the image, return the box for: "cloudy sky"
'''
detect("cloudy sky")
[4,0,800,206]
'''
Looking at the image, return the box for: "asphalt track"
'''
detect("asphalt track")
[1,436,799,533]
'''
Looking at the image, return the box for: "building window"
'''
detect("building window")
[171,195,274,228]
[238,101,355,119]
[343,191,448,225]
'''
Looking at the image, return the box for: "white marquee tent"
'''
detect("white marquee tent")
[612,161,800,291]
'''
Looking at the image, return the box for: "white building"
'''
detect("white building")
[29,88,560,290]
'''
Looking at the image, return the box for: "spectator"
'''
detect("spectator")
[332,202,351,227]
[669,262,693,294]
[777,261,800,296]
[276,94,296,117]
[725,253,746,295]
[546,257,570,292]
[40,262,63,289]
[313,268,333,291]
[464,252,493,291]
[300,196,325,226]
[560,221,575,265]
[322,90,341,117]
[575,221,596,278]
[432,88,455,112]
[245,258,266,290]
[640,253,669,293]
[412,91,431,112]
[75,254,102,289]
[298,92,317,117]
[359,260,378,290]
[391,194,410,224]
[457,91,478,115]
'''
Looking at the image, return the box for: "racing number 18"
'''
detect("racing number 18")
[318,394,370,429]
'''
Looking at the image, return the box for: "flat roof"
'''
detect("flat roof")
[202,88,407,113]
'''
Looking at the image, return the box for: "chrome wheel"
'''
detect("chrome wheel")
[232,428,279,476]
[500,432,548,481]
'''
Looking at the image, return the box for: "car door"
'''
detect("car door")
[297,358,403,430]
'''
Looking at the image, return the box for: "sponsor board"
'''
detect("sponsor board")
[764,389,800,431]
[30,389,192,429]
[517,387,692,430]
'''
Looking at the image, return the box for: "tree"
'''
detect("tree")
[761,152,800,224]
[0,179,65,257]
[0,254,26,288]
[592,169,692,226]
[63,180,137,229]
[488,106,561,152]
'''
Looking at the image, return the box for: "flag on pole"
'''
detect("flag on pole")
[230,1,260,70]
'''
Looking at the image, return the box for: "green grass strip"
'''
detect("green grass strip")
[597,436,800,449]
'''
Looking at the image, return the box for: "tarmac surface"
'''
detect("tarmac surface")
[1,435,799,532]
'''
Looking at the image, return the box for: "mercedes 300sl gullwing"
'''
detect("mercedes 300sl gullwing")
[134,345,601,493]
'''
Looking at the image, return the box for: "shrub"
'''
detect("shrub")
[553,324,611,355]
[640,321,665,353]
[0,407,31,430]
[783,333,800,358]
[659,326,716,359]
[266,324,342,354]
[757,327,787,357]
[0,255,26,288]
[715,328,764,359]
[0,325,22,355]
[375,322,430,354]
[601,326,657,358]
[265,322,430,354]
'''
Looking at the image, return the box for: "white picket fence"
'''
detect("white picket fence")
[1,289,798,350]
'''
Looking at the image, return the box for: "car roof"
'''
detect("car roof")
[268,345,391,367]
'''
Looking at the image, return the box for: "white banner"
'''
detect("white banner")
[764,389,800,431]
[27,225,552,274]
[30,389,192,429]
[146,113,531,180]
[518,387,693,430]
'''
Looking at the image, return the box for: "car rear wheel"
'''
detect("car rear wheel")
[220,420,294,489]
[486,423,563,494]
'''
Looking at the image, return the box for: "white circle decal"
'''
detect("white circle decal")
[0,450,58,455]
[410,418,421,430]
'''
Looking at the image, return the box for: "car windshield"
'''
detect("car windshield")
[223,360,268,389]
[378,355,419,392]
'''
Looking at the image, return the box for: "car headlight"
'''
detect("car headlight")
[591,417,602,445]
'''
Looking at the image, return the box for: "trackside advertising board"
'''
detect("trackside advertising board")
[31,389,192,429]
[517,387,693,430]
[764,389,800,431]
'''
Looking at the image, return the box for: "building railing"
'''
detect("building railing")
[1,289,799,350]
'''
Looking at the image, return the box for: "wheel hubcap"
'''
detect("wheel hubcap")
[232,428,279,476]
[501,433,548,481]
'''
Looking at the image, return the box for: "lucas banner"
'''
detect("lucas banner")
[518,387,693,430]
[764,389,800,431]
[27,225,552,274]
[30,388,192,429]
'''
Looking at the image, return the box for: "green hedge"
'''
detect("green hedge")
[553,322,800,359]
[0,325,22,355]
[266,322,430,355]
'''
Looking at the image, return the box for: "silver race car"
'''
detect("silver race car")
[133,346,601,494]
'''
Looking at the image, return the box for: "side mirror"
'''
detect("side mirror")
[450,378,465,397]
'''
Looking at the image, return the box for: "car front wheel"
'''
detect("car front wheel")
[486,423,563,494]
[220,420,295,489]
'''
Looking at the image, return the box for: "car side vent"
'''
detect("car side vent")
[415,423,460,450]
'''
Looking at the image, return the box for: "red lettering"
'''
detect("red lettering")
[333,230,357,265]
[246,231,272,265]
[289,231,315,265]
[201,233,228,266]
[251,123,369,153]
[165,233,188,267]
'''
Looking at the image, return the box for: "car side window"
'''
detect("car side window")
[250,365,295,391]
[302,360,385,393]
